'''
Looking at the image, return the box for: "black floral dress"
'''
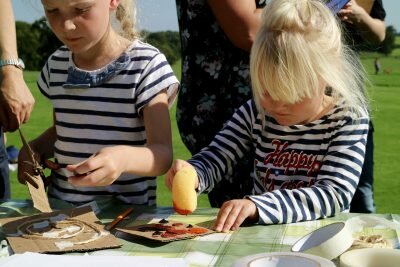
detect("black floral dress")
[175,0,266,207]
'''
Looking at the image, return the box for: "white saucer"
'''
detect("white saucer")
[231,252,335,267]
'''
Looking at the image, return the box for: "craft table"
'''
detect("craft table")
[0,198,399,266]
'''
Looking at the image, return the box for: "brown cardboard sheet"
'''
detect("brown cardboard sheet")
[0,206,122,254]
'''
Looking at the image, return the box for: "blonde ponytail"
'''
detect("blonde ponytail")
[115,0,140,40]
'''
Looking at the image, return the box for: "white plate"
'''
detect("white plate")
[231,252,335,267]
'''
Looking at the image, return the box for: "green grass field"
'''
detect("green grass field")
[6,43,400,213]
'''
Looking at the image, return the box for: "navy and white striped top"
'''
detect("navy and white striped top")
[37,40,179,205]
[190,100,369,224]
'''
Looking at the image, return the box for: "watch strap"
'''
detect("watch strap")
[0,58,25,70]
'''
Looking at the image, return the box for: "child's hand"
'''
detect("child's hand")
[165,159,198,191]
[67,146,127,187]
[214,199,259,232]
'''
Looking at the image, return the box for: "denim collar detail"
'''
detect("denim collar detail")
[63,52,131,89]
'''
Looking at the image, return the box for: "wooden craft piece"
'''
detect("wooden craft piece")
[116,219,214,242]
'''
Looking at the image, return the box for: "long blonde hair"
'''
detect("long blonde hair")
[250,0,368,117]
[114,0,140,40]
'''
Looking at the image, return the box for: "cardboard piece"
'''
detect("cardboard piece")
[18,129,52,213]
[26,174,52,213]
[0,206,122,254]
[116,218,215,242]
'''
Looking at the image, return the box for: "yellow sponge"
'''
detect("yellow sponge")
[172,167,198,215]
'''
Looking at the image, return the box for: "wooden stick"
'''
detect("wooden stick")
[105,207,134,231]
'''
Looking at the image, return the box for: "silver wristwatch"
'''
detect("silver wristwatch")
[0,58,25,70]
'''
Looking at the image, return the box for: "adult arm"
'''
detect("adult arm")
[338,0,386,44]
[0,0,35,132]
[207,0,263,51]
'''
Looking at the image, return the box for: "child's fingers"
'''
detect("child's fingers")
[68,168,103,186]
[67,153,98,175]
[165,168,175,191]
[229,207,249,231]
[165,159,190,190]
[214,203,234,232]
[221,206,242,232]
[173,159,189,172]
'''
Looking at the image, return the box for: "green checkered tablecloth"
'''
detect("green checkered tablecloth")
[1,199,399,266]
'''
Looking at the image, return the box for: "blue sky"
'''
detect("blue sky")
[12,0,399,33]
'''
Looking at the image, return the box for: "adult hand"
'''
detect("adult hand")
[165,159,198,191]
[0,66,35,132]
[214,199,259,232]
[338,0,366,25]
[67,146,128,187]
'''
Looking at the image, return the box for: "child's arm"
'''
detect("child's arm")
[188,101,254,194]
[249,116,369,225]
[67,91,173,186]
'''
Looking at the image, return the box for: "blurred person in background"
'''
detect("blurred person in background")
[338,0,386,213]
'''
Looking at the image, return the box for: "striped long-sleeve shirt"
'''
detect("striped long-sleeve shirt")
[37,41,179,205]
[189,100,369,224]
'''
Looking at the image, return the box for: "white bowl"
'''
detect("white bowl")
[340,248,400,267]
[231,252,335,267]
[291,222,353,260]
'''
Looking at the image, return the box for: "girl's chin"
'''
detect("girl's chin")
[276,121,295,126]
[273,117,296,126]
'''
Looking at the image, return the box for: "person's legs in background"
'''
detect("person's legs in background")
[350,121,375,213]
[0,127,11,200]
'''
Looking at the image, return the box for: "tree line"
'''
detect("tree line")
[16,18,181,71]
[16,18,396,71]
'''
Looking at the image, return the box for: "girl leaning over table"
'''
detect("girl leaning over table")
[166,0,369,232]
[17,0,179,205]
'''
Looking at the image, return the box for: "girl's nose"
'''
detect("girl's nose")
[63,19,76,31]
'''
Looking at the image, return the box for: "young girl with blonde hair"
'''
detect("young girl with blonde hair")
[166,0,369,232]
[18,0,179,205]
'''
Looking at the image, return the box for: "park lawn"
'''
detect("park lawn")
[6,52,400,213]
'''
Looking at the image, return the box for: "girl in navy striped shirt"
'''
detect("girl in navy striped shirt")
[166,0,369,231]
[18,0,179,205]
